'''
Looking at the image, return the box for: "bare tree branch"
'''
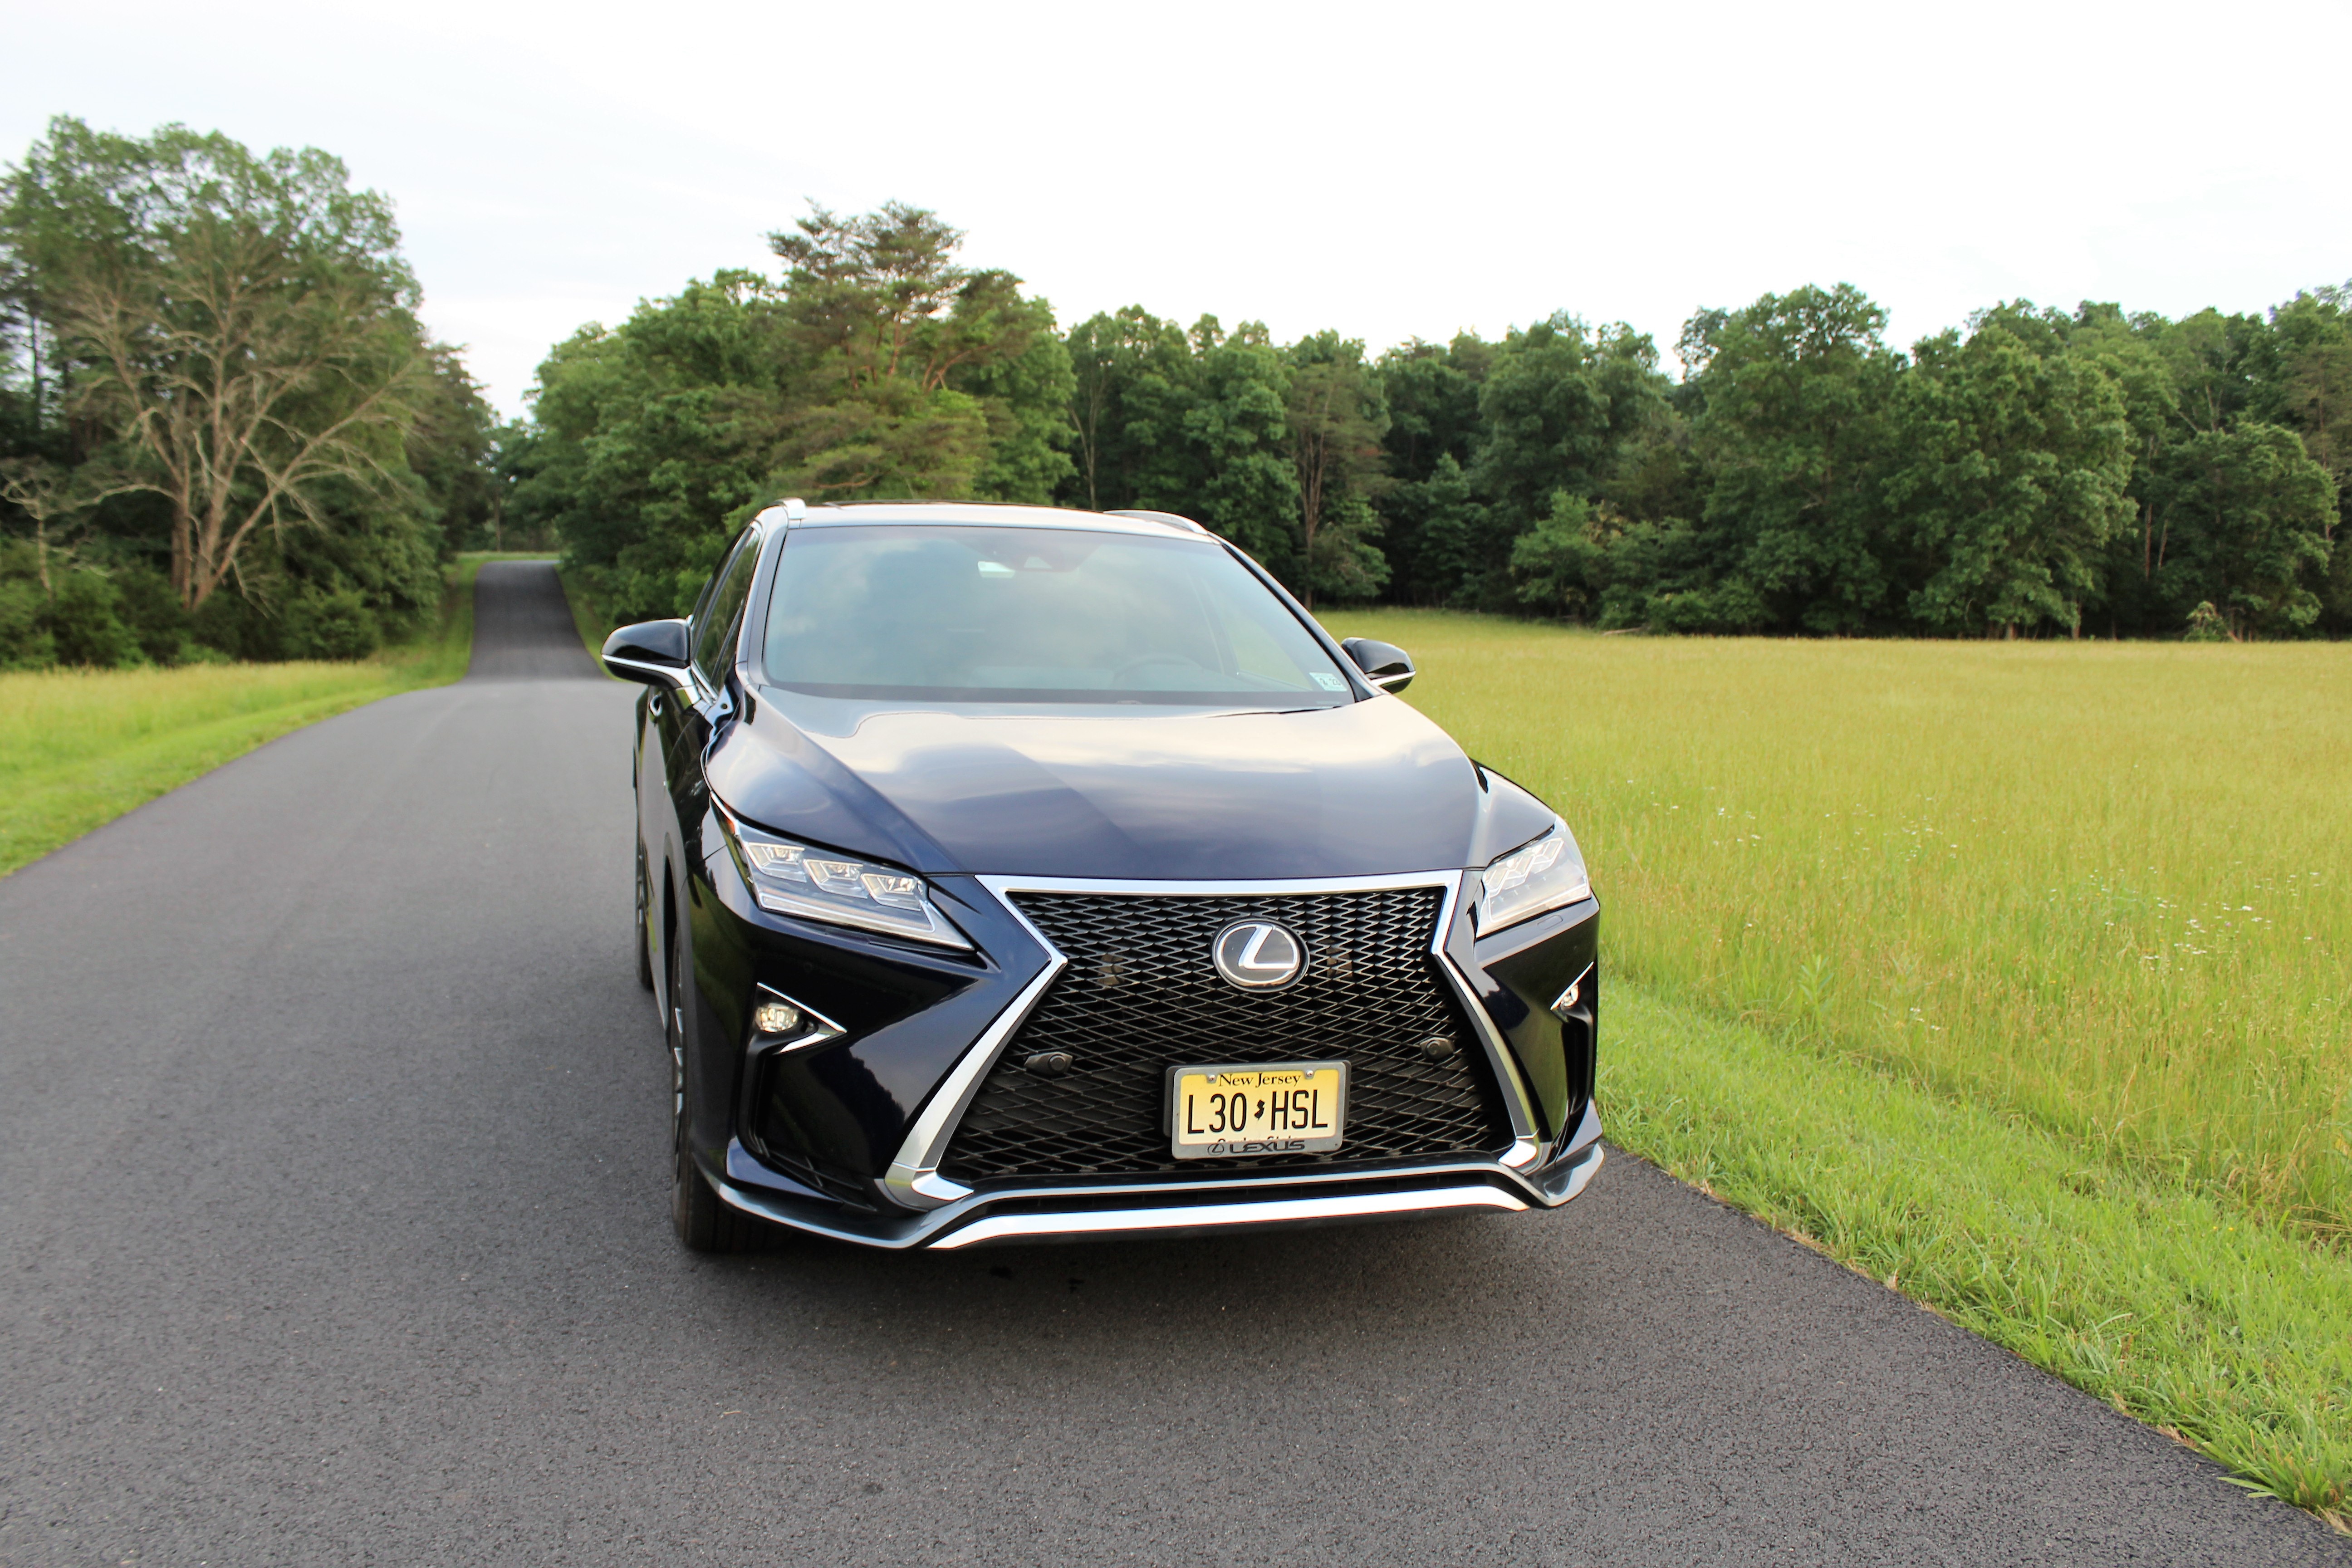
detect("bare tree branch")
[44,198,429,611]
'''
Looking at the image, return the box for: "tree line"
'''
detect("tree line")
[510,204,2347,640]
[4,120,2344,671]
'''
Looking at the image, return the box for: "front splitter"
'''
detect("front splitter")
[711,1136,1604,1251]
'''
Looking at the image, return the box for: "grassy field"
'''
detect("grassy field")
[1323,610,2352,1524]
[0,554,537,878]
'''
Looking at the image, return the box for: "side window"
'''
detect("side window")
[692,528,762,686]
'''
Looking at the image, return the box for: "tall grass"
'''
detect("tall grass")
[1325,612,2352,1239]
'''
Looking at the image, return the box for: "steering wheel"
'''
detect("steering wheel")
[1110,653,1206,687]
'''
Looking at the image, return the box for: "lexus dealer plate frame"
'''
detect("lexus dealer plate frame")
[1165,1060,1348,1159]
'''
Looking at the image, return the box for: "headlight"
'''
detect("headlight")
[1476,818,1592,935]
[720,813,970,949]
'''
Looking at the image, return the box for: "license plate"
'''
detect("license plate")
[1166,1061,1347,1159]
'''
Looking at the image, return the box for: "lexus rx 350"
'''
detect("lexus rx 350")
[599,500,1603,1251]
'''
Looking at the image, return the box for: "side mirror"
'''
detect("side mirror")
[602,619,692,687]
[1341,637,1415,694]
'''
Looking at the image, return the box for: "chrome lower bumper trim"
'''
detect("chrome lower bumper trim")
[712,1129,1605,1252]
[928,1182,1529,1250]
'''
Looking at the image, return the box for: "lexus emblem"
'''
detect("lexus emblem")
[1211,920,1307,990]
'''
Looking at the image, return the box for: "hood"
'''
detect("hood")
[706,690,1551,880]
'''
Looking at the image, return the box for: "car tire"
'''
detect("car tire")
[634,841,655,992]
[672,1131,748,1254]
[666,915,748,1254]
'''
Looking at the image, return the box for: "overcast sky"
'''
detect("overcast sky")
[11,0,2347,418]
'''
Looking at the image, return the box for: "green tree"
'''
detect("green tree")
[2253,285,2352,629]
[1886,309,2136,636]
[1367,317,1667,610]
[2162,423,2336,636]
[517,202,1073,621]
[1063,306,1192,512]
[1373,333,1486,606]
[405,345,500,553]
[1686,284,1904,632]
[2068,297,2338,637]
[2065,302,2183,632]
[3,117,436,613]
[1471,317,1664,528]
[515,276,789,622]
[764,202,1066,500]
[1372,336,1492,603]
[1508,491,1607,617]
[1418,316,1667,609]
[957,298,1076,504]
[1179,319,1300,572]
[1050,309,1305,578]
[1378,336,1490,484]
[1284,330,1390,604]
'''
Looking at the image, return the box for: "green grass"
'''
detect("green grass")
[0,553,534,877]
[1608,980,2352,1528]
[1321,609,2352,1524]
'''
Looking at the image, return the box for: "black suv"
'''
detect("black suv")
[601,501,1602,1251]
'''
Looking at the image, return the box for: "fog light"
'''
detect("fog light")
[1549,980,1582,1021]
[752,1000,804,1036]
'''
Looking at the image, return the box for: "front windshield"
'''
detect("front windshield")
[760,524,1356,706]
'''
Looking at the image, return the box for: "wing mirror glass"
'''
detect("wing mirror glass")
[1341,637,1415,694]
[602,618,692,687]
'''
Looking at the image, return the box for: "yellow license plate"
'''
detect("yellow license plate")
[1166,1062,1347,1159]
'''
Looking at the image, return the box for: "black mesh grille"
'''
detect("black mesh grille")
[939,888,1514,1181]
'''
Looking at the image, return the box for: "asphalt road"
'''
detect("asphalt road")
[1,562,2339,1567]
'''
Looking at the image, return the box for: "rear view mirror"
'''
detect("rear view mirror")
[602,619,692,687]
[1341,637,1415,694]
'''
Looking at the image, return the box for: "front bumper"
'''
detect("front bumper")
[714,1107,1605,1250]
[692,853,1604,1249]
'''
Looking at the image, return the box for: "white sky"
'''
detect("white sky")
[10,0,2348,419]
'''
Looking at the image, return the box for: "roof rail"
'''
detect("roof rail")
[1105,509,1210,536]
